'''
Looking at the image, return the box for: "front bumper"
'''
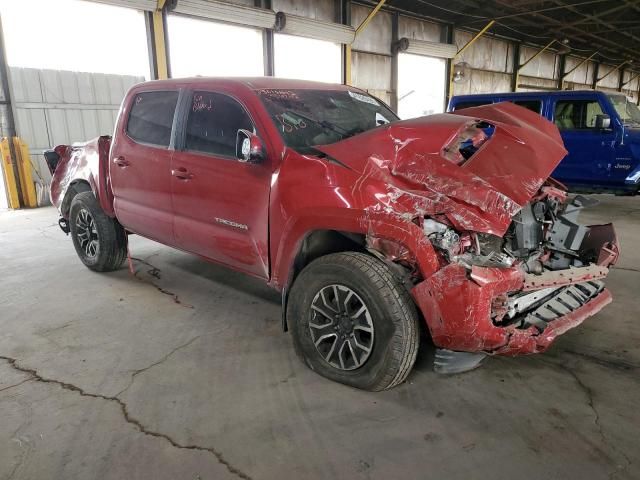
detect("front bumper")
[411,261,614,356]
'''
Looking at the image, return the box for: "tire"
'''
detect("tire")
[69,191,127,272]
[288,252,419,391]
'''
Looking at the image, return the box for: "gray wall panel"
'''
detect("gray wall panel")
[9,67,143,183]
[455,30,512,73]
[596,64,620,89]
[519,46,557,79]
[351,5,392,56]
[452,70,512,96]
[272,0,337,22]
[398,15,441,43]
[351,52,391,104]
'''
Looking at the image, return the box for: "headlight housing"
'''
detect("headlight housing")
[423,219,514,269]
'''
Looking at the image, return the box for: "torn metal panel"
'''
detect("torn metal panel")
[316,102,568,236]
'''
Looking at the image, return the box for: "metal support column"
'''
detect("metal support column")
[390,12,399,112]
[557,54,566,90]
[0,12,23,207]
[340,0,351,85]
[511,42,521,92]
[443,24,454,111]
[618,67,625,92]
[259,0,274,76]
[592,62,600,90]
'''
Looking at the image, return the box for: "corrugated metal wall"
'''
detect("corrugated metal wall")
[452,30,513,95]
[9,67,143,182]
[350,4,393,105]
[272,0,337,21]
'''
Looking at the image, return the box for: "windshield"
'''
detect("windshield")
[256,88,398,153]
[608,94,640,125]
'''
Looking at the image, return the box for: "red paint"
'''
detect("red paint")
[49,78,617,358]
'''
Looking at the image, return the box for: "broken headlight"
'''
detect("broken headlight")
[424,219,513,268]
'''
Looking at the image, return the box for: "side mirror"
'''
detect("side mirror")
[595,114,611,130]
[43,149,61,174]
[236,129,265,164]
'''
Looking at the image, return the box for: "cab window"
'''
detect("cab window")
[512,99,542,114]
[453,100,492,110]
[126,91,179,147]
[184,91,254,157]
[554,100,604,130]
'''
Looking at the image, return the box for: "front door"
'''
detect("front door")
[550,95,616,186]
[110,90,178,245]
[171,90,271,278]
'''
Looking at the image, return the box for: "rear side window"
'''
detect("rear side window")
[554,100,604,130]
[126,91,179,147]
[184,91,254,157]
[513,100,542,113]
[454,100,492,110]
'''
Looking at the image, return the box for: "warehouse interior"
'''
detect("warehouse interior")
[0,0,639,479]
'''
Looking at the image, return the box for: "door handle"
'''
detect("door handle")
[171,167,194,180]
[113,156,130,167]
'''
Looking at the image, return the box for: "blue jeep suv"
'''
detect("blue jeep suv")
[449,90,640,194]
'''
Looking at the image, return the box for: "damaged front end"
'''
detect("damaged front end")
[412,187,618,369]
[316,102,619,373]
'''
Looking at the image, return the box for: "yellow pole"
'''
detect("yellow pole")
[0,137,20,209]
[449,20,495,102]
[621,71,640,88]
[13,137,37,208]
[153,0,168,79]
[561,51,598,89]
[595,60,628,86]
[355,0,387,36]
[515,39,556,91]
[346,0,387,85]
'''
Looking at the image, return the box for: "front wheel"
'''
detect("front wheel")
[69,191,127,272]
[288,252,419,391]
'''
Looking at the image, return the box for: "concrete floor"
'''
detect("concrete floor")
[0,195,638,480]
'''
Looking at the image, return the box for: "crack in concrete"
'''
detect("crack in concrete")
[115,336,201,397]
[129,257,194,309]
[546,360,632,480]
[564,349,638,372]
[0,355,252,480]
[612,266,640,274]
[0,378,33,393]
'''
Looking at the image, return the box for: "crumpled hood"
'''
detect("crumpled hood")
[316,102,568,236]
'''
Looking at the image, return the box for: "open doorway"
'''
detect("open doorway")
[397,53,446,119]
[274,34,341,84]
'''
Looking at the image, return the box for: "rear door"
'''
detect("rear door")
[550,94,616,185]
[170,90,271,278]
[110,90,179,245]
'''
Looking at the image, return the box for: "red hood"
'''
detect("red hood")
[315,102,568,236]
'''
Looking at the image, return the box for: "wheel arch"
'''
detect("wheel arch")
[60,180,92,218]
[280,229,367,332]
[280,228,420,332]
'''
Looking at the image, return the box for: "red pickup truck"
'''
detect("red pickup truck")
[46,78,619,390]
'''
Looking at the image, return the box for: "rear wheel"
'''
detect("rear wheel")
[288,252,419,391]
[69,191,127,272]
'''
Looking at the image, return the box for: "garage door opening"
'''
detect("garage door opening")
[167,16,264,78]
[397,53,446,119]
[274,34,341,84]
[0,0,149,78]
